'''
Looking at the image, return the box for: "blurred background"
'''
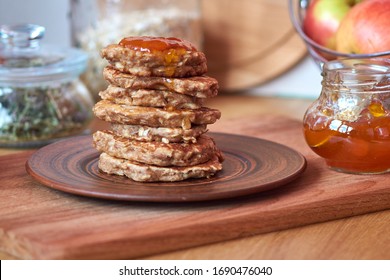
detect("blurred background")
[0,0,322,99]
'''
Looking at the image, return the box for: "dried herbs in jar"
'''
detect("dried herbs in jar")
[0,24,93,147]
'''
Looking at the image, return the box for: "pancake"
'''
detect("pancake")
[94,36,223,182]
[110,123,208,143]
[93,130,222,167]
[98,152,223,182]
[93,99,221,129]
[99,85,203,109]
[100,38,207,77]
[103,66,219,98]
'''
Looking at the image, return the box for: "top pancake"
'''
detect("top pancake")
[101,37,208,78]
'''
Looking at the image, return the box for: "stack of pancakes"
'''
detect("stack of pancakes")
[92,36,224,182]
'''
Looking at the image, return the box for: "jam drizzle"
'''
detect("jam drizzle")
[119,36,197,53]
[118,36,197,77]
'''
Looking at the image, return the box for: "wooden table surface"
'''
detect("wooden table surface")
[1,95,389,260]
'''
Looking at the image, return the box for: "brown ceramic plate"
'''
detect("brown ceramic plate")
[25,133,306,202]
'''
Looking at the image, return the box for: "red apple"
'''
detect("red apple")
[336,0,390,54]
[303,0,361,50]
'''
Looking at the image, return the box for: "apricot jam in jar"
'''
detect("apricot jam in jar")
[303,58,390,174]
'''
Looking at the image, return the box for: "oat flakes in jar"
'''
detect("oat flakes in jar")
[70,0,203,100]
[303,58,390,174]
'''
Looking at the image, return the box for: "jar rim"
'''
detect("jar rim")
[324,58,390,76]
[0,45,88,84]
[0,24,88,84]
[322,58,390,94]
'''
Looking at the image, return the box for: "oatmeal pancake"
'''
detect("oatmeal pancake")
[110,123,208,143]
[98,152,223,182]
[99,85,203,109]
[101,37,207,77]
[103,66,218,99]
[93,130,222,167]
[93,100,221,129]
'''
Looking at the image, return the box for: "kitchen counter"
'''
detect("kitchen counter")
[0,95,389,260]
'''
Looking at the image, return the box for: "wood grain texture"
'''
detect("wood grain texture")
[147,210,390,260]
[0,114,389,259]
[201,0,307,90]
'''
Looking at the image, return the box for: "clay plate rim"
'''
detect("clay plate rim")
[25,132,306,202]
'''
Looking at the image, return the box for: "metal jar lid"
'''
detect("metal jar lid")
[0,24,88,85]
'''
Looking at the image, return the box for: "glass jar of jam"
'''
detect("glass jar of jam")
[303,58,390,174]
[70,0,202,100]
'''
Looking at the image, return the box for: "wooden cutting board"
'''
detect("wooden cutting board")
[1,115,389,259]
[202,0,307,90]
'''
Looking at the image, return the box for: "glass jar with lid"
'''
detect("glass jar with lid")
[70,0,203,99]
[303,58,390,174]
[0,24,94,147]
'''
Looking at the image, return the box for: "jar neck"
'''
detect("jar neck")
[321,58,390,95]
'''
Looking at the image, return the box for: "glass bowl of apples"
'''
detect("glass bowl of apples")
[288,0,390,68]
